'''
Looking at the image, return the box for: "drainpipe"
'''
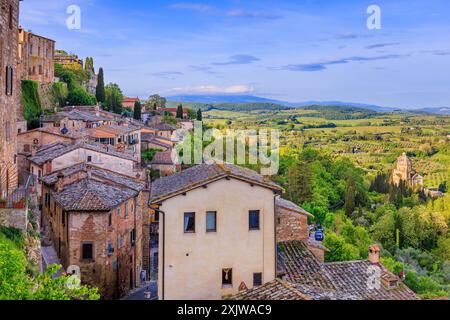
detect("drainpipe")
[155,208,166,300]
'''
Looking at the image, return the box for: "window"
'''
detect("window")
[117,236,121,249]
[9,5,13,29]
[113,258,117,271]
[184,212,195,233]
[249,210,260,230]
[253,273,262,286]
[124,201,128,218]
[108,241,114,256]
[206,211,217,232]
[45,193,50,207]
[5,66,13,96]
[108,213,112,226]
[81,243,93,260]
[130,229,136,246]
[87,156,92,162]
[61,211,65,226]
[222,268,232,287]
[117,207,121,217]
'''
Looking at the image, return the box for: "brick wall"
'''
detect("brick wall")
[276,206,309,242]
[0,0,20,198]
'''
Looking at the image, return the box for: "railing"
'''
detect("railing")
[0,174,36,209]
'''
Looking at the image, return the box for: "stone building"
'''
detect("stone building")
[18,28,55,83]
[149,163,282,300]
[41,110,112,131]
[27,142,140,199]
[141,133,173,152]
[150,151,178,177]
[123,97,140,109]
[392,152,423,188]
[40,163,148,298]
[0,0,20,198]
[54,51,82,68]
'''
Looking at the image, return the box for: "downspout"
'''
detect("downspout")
[155,208,166,300]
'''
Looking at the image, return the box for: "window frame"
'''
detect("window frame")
[206,211,217,233]
[249,210,261,231]
[81,242,94,261]
[253,272,262,287]
[222,268,233,288]
[183,212,196,233]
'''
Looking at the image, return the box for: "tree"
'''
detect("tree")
[196,108,203,121]
[146,94,166,110]
[67,87,97,106]
[95,67,105,103]
[438,181,447,193]
[104,83,124,114]
[187,108,197,119]
[323,233,360,262]
[344,176,356,215]
[286,161,314,204]
[133,101,142,120]
[176,104,183,119]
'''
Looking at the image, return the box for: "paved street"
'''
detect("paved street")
[123,281,158,300]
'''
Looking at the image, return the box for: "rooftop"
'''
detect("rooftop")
[29,142,136,165]
[154,123,178,131]
[231,279,310,300]
[150,163,282,204]
[151,151,175,165]
[41,163,145,192]
[276,197,314,217]
[53,178,138,211]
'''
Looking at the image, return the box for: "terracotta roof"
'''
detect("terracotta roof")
[151,151,175,165]
[155,123,177,131]
[277,240,418,300]
[42,110,108,123]
[278,241,336,291]
[29,142,136,165]
[231,279,310,300]
[88,124,140,137]
[150,163,282,204]
[276,197,314,217]
[324,261,418,300]
[53,179,138,211]
[141,133,172,149]
[41,163,145,192]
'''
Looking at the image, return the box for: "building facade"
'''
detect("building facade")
[40,164,148,299]
[0,0,20,197]
[18,29,55,83]
[149,163,282,300]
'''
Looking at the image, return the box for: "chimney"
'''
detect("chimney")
[85,164,92,179]
[368,244,381,264]
[55,172,65,192]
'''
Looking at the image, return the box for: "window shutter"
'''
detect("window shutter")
[10,67,13,95]
[5,66,9,95]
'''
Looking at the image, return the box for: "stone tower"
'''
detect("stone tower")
[392,153,412,186]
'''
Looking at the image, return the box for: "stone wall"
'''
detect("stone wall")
[276,206,309,243]
[0,0,20,198]
[0,207,27,232]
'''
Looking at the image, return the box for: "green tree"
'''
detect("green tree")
[133,101,142,120]
[323,233,360,262]
[196,108,203,121]
[104,83,124,114]
[66,87,96,106]
[95,67,105,103]
[286,161,314,204]
[187,108,197,119]
[146,94,166,110]
[344,176,357,215]
[176,104,184,119]
[438,181,447,193]
[21,80,42,129]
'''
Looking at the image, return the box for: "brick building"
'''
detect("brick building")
[18,28,55,83]
[0,0,20,198]
[40,164,149,298]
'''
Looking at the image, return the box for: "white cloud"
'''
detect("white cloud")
[165,85,255,95]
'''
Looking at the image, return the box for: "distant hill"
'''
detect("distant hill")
[412,107,450,115]
[167,94,395,112]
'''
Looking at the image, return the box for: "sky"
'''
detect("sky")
[19,0,450,109]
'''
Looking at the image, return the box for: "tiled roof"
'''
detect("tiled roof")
[141,133,172,149]
[149,163,282,203]
[155,123,177,131]
[29,142,136,165]
[41,163,145,191]
[89,124,140,137]
[231,279,310,300]
[276,197,314,217]
[42,110,108,122]
[53,179,138,211]
[277,240,418,300]
[324,261,418,300]
[151,151,175,165]
[278,241,336,291]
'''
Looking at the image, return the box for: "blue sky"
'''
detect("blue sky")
[20,0,450,108]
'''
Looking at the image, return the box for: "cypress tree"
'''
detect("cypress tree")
[134,101,142,120]
[196,109,203,121]
[176,104,183,119]
[96,67,105,103]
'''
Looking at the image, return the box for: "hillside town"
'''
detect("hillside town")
[0,0,441,301]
